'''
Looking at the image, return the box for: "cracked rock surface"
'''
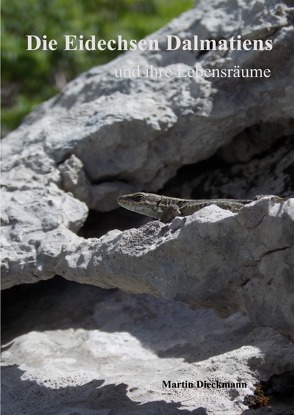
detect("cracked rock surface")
[1,0,294,413]
[54,196,294,340]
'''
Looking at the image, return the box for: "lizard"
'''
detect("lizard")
[117,192,255,223]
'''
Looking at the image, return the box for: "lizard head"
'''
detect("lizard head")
[117,192,162,219]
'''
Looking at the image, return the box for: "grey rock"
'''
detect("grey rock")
[1,0,294,336]
[180,125,294,200]
[2,0,294,192]
[58,154,134,210]
[2,280,294,415]
[54,196,294,339]
[1,186,87,288]
[2,0,294,413]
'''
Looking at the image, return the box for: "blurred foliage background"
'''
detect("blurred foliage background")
[2,0,194,136]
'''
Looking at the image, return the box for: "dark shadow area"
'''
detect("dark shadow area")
[1,277,115,346]
[2,276,294,413]
[1,366,207,415]
[79,207,151,239]
[1,276,254,364]
[241,371,294,414]
[163,132,293,200]
[2,274,287,414]
[78,130,293,238]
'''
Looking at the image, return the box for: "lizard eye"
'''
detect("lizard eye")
[131,193,144,202]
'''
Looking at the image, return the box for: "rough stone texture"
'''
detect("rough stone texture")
[51,197,294,340]
[1,0,294,413]
[1,0,293,287]
[174,129,294,200]
[2,279,294,415]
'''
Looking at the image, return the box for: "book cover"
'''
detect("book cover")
[1,1,294,414]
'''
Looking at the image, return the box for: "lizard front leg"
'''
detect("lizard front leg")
[160,205,182,223]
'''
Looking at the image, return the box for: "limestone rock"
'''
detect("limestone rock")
[2,0,294,413]
[2,280,294,415]
[55,196,293,340]
[1,0,293,335]
[1,0,293,292]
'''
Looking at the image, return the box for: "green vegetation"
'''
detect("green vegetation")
[2,0,194,135]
